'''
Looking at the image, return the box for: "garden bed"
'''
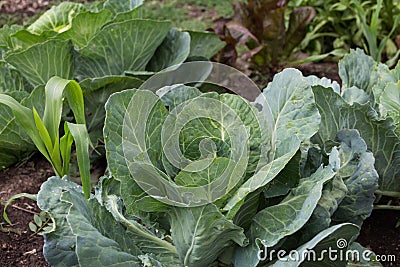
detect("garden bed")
[0,132,398,266]
[0,0,399,266]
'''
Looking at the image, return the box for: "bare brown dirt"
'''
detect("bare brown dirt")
[0,155,52,267]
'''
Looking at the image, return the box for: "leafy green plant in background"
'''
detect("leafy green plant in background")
[350,0,400,64]
[214,0,316,76]
[293,0,400,65]
[0,0,224,170]
[142,0,238,31]
[31,63,382,266]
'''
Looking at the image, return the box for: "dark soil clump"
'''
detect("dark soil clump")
[358,209,400,267]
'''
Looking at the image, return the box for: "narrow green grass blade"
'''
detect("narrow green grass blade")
[50,134,62,176]
[378,16,400,57]
[32,107,53,153]
[0,94,51,163]
[43,77,86,146]
[371,0,382,31]
[42,77,65,145]
[32,107,62,176]
[60,122,73,176]
[63,79,86,125]
[67,122,91,199]
[2,193,37,225]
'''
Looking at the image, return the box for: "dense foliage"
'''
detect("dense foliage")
[0,0,223,170]
[293,0,400,65]
[214,0,400,78]
[0,1,399,266]
[215,0,316,74]
[31,50,398,266]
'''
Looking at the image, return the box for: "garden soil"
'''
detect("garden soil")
[0,155,51,267]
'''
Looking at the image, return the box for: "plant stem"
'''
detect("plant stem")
[10,204,38,215]
[374,205,400,210]
[375,190,400,198]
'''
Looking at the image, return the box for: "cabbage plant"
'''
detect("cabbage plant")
[35,66,380,266]
[318,49,400,196]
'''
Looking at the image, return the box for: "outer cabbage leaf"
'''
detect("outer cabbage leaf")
[38,177,180,266]
[223,140,299,218]
[272,223,359,266]
[169,204,247,266]
[61,185,142,266]
[59,9,113,48]
[187,31,225,59]
[234,151,339,267]
[338,49,400,129]
[225,68,321,217]
[37,177,80,266]
[104,195,180,264]
[339,48,377,98]
[255,68,320,159]
[290,175,347,245]
[27,2,86,34]
[332,129,379,226]
[75,20,172,80]
[231,190,261,230]
[289,129,378,246]
[379,82,400,135]
[104,89,147,214]
[4,39,73,87]
[146,28,190,72]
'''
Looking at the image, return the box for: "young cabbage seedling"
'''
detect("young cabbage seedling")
[0,76,91,198]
